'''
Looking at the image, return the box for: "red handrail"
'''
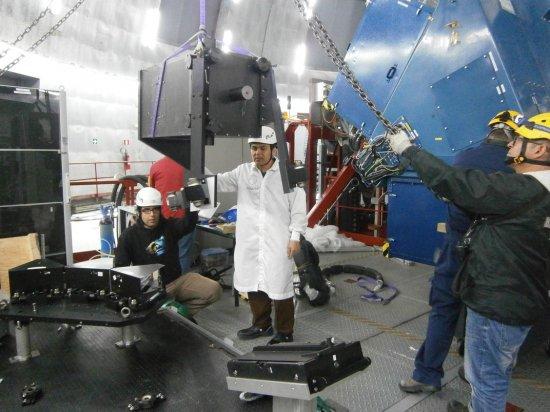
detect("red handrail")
[69,160,155,200]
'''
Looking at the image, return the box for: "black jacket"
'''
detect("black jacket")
[403,146,550,325]
[435,142,512,282]
[114,212,198,285]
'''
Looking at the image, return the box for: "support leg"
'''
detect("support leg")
[9,321,39,363]
[273,397,316,412]
[115,325,141,348]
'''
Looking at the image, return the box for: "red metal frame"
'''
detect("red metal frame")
[340,231,386,246]
[69,160,154,202]
[284,120,308,163]
[305,123,336,210]
[307,163,355,227]
[282,119,387,246]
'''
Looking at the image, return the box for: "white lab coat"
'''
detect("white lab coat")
[217,158,307,299]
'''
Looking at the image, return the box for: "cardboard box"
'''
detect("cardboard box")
[0,233,41,294]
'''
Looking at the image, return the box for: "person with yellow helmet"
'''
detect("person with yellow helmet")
[507,112,550,166]
[387,112,550,412]
[487,109,521,144]
[399,110,516,396]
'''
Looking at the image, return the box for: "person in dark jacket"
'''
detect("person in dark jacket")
[149,156,196,273]
[399,111,517,394]
[114,187,222,317]
[388,112,550,412]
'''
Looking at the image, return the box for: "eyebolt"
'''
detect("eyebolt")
[120,307,132,318]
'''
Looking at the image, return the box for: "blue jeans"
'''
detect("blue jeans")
[465,308,531,412]
[412,274,462,387]
[412,229,464,387]
[178,229,196,273]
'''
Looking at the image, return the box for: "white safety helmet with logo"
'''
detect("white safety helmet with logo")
[135,187,162,207]
[248,126,277,145]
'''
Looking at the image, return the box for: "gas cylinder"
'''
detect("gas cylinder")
[99,205,115,255]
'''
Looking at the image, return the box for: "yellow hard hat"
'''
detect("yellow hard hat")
[516,112,550,141]
[487,110,521,131]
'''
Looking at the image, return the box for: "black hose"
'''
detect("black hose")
[110,182,121,203]
[112,175,148,207]
[321,265,384,284]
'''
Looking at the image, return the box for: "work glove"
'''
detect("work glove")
[386,129,413,155]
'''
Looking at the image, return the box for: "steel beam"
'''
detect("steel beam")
[307,164,355,227]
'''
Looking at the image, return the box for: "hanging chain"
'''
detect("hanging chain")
[0,0,87,78]
[0,6,51,59]
[293,0,398,134]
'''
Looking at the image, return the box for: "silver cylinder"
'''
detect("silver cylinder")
[120,325,135,346]
[15,323,31,360]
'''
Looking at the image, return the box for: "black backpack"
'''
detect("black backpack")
[294,237,331,306]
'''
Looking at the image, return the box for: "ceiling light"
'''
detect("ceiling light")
[49,0,62,15]
[222,30,233,53]
[141,8,160,48]
[293,43,306,76]
[305,0,317,20]
[41,0,62,15]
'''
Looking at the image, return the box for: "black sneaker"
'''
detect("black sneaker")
[237,325,273,340]
[268,332,293,344]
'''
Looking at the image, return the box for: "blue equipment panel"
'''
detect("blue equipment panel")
[328,0,436,137]
[328,0,549,264]
[387,177,447,265]
[431,54,508,152]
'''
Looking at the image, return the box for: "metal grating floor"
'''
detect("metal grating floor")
[195,251,550,411]
[1,250,548,411]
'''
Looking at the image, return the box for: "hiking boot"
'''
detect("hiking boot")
[398,378,440,394]
[268,332,293,344]
[237,325,273,340]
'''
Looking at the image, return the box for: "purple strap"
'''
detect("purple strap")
[357,276,398,305]
[199,0,206,27]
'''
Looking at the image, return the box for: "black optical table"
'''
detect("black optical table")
[0,298,164,363]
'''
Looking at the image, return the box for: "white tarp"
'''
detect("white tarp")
[305,225,375,252]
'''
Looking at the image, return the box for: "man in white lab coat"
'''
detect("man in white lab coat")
[217,126,307,344]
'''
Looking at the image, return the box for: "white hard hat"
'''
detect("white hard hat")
[248,126,277,145]
[135,187,162,207]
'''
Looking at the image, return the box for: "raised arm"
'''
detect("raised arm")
[402,146,544,216]
[171,210,199,238]
[216,165,241,192]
